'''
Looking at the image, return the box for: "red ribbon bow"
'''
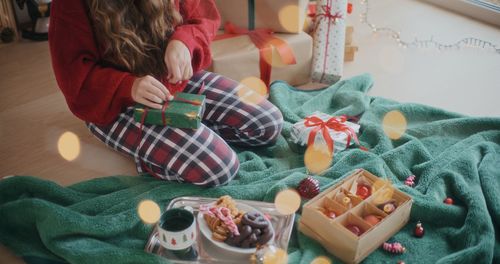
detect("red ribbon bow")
[214,22,296,92]
[304,115,364,154]
[318,5,343,25]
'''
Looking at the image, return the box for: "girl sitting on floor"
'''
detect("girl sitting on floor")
[49,0,283,187]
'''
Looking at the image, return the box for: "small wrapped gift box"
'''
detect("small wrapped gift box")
[214,0,309,33]
[299,169,413,264]
[133,93,206,129]
[344,45,359,62]
[289,111,360,153]
[209,31,312,87]
[311,0,347,84]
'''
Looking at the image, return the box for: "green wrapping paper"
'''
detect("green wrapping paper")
[133,93,206,129]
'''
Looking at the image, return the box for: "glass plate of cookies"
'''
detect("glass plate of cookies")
[144,196,295,263]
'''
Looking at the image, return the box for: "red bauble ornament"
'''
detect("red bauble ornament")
[297,176,320,199]
[356,184,372,199]
[414,221,425,238]
[346,224,362,236]
[364,214,381,225]
[324,210,337,219]
[444,197,454,205]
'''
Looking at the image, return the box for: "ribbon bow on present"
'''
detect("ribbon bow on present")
[214,22,296,91]
[313,1,344,33]
[304,115,366,154]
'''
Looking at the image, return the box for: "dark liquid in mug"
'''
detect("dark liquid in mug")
[160,210,193,232]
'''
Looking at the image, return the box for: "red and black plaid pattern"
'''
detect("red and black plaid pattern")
[87,71,283,187]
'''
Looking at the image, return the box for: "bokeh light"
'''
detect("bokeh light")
[263,246,288,264]
[137,200,161,224]
[237,76,267,105]
[278,5,300,33]
[311,256,332,264]
[304,143,333,175]
[57,131,80,161]
[372,178,391,193]
[274,189,301,215]
[382,110,407,140]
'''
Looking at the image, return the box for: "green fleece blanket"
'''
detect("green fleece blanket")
[1,74,499,264]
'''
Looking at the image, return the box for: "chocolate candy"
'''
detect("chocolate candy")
[241,233,258,248]
[257,227,273,245]
[242,211,269,229]
[225,224,252,246]
[225,212,274,248]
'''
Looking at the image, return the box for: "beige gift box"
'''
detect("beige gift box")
[214,0,309,33]
[208,32,313,87]
[299,169,413,264]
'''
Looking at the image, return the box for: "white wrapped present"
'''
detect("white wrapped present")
[291,111,360,153]
[311,0,347,84]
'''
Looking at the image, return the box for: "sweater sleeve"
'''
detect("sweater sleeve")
[169,0,221,72]
[49,0,136,125]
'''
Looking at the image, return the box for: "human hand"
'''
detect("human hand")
[131,75,174,109]
[164,40,193,84]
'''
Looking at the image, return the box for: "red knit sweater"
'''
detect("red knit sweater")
[49,0,220,125]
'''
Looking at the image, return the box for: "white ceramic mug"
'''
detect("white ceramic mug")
[157,207,197,251]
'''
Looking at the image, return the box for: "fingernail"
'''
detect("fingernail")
[168,95,174,101]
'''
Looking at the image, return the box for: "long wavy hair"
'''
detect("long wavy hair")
[87,0,182,78]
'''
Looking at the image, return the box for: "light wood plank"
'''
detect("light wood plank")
[0,40,137,264]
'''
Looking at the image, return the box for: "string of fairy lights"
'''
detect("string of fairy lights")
[359,0,500,54]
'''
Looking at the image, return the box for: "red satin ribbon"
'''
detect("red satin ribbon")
[307,2,317,18]
[308,2,351,18]
[214,22,296,91]
[304,115,365,154]
[315,4,343,29]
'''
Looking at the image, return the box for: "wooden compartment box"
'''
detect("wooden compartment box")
[299,169,412,264]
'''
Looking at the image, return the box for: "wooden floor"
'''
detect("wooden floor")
[0,41,138,263]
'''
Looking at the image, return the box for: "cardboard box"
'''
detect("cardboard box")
[299,169,412,264]
[345,26,354,46]
[209,32,312,87]
[215,0,309,33]
[344,45,358,62]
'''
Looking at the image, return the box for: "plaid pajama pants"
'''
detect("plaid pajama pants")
[87,71,283,187]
